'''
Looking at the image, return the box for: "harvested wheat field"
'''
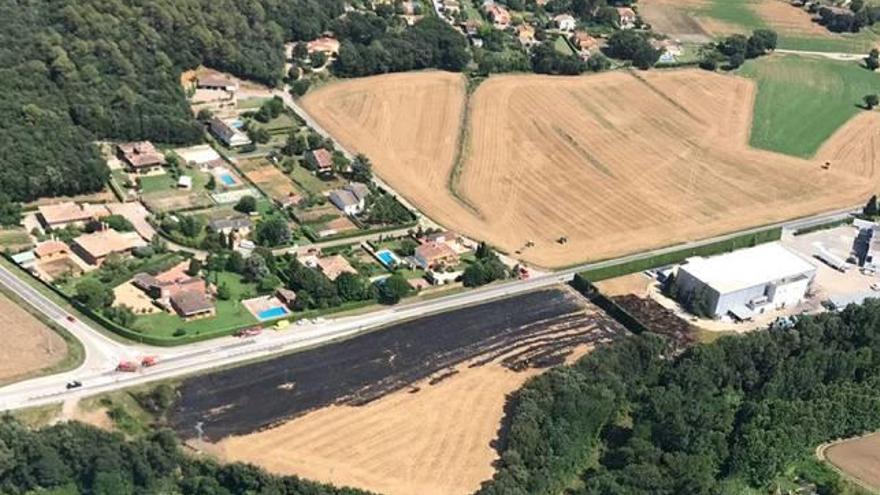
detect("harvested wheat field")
[304,69,874,268]
[817,110,880,182]
[216,347,596,495]
[0,293,67,383]
[824,432,880,491]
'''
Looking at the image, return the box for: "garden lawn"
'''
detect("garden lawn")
[740,55,880,157]
[553,36,577,56]
[129,271,258,338]
[130,298,257,338]
[289,165,341,195]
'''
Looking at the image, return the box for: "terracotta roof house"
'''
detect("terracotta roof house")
[170,290,215,320]
[117,141,166,174]
[484,2,511,28]
[209,117,251,148]
[196,73,239,91]
[616,7,637,29]
[424,230,459,244]
[316,255,357,281]
[414,241,459,269]
[306,149,334,175]
[517,24,536,45]
[37,202,110,229]
[307,37,340,56]
[33,240,70,261]
[133,262,206,300]
[71,230,147,266]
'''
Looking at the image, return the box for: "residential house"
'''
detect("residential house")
[209,117,251,148]
[71,230,147,266]
[170,290,216,320]
[196,73,239,92]
[414,242,459,269]
[424,230,459,244]
[276,288,297,309]
[652,38,683,63]
[33,240,70,262]
[517,24,536,46]
[208,216,253,236]
[316,254,357,281]
[572,31,601,56]
[305,148,334,175]
[484,2,511,28]
[307,37,341,56]
[276,192,304,209]
[427,268,463,285]
[463,20,480,37]
[133,262,206,300]
[554,14,577,31]
[328,182,370,215]
[117,141,166,174]
[37,202,110,230]
[616,7,637,29]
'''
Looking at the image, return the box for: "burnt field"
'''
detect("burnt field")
[170,288,624,441]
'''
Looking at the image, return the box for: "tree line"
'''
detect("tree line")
[0,416,373,495]
[478,299,880,494]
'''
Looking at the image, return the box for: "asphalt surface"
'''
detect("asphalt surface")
[0,203,858,412]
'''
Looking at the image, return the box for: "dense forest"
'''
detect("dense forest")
[0,416,371,495]
[1,0,464,202]
[478,300,880,494]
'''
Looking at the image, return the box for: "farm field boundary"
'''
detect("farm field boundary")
[576,226,782,282]
[818,432,880,493]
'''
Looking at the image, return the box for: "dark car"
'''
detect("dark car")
[65,380,82,390]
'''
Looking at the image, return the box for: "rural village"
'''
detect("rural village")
[2,0,880,494]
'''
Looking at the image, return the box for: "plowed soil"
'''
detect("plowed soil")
[0,294,67,383]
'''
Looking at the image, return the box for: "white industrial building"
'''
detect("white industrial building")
[674,242,816,319]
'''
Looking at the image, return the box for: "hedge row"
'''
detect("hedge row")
[571,276,648,335]
[578,227,782,282]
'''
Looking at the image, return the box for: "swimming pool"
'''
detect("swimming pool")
[229,119,244,129]
[257,306,289,320]
[219,173,235,186]
[376,249,398,267]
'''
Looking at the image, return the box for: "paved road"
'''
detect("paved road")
[0,203,858,411]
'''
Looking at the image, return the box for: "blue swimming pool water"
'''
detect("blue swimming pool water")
[376,249,396,266]
[257,306,288,320]
[230,119,244,129]
[219,173,235,186]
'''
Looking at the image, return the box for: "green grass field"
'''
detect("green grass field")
[554,35,577,56]
[740,55,880,157]
[697,0,879,52]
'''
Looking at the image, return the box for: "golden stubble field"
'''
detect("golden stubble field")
[0,293,67,383]
[304,69,878,268]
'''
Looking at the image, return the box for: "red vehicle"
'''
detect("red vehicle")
[519,267,530,280]
[66,315,76,323]
[235,327,262,338]
[141,356,158,367]
[116,360,138,372]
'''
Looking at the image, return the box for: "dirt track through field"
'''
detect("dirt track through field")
[304,70,874,268]
[0,294,67,383]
